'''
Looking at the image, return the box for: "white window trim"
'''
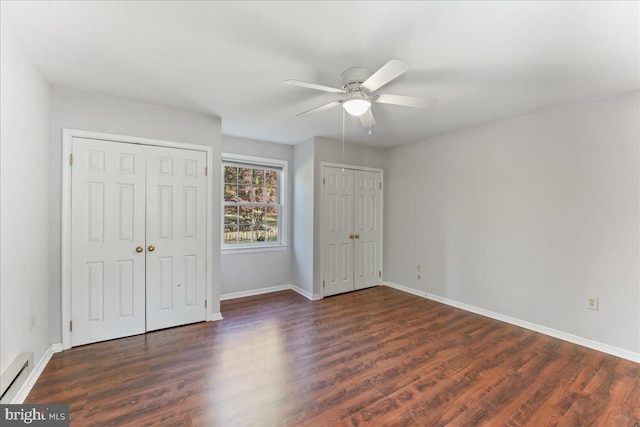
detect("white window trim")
[221,153,288,253]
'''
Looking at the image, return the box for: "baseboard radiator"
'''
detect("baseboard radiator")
[0,353,34,403]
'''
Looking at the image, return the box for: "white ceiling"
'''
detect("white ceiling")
[1,1,638,148]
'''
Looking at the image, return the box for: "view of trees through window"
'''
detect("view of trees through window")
[223,164,280,245]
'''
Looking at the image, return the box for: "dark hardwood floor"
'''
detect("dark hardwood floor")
[27,287,640,426]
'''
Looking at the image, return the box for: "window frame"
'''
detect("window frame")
[221,153,288,253]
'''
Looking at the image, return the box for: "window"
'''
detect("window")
[222,154,287,250]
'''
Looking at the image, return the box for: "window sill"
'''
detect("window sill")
[221,245,289,255]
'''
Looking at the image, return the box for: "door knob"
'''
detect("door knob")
[135,246,144,253]
[148,245,155,252]
[354,234,360,239]
[349,234,354,239]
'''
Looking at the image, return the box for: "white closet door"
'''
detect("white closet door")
[322,167,355,297]
[354,170,381,290]
[145,146,207,331]
[70,138,147,346]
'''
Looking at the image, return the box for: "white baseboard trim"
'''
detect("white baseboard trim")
[221,284,321,302]
[210,312,223,321]
[221,285,292,301]
[290,284,322,301]
[11,343,62,404]
[383,281,426,298]
[383,281,640,363]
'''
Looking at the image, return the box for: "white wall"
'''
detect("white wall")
[220,135,294,295]
[292,138,315,295]
[218,134,388,299]
[313,136,388,171]
[0,20,52,373]
[385,90,640,355]
[313,137,387,296]
[50,88,222,341]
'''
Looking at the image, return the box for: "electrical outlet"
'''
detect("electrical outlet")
[586,296,599,310]
[417,274,421,280]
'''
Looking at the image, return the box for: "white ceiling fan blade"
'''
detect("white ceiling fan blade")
[296,100,343,117]
[361,60,409,92]
[359,111,376,128]
[375,94,438,109]
[284,79,345,94]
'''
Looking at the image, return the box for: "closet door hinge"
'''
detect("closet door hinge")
[323,177,325,185]
[323,280,325,288]
[69,321,73,331]
[205,166,208,176]
[379,182,382,189]
[70,154,73,167]
[379,271,382,278]
[205,299,207,309]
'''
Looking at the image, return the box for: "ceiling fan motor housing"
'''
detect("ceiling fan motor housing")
[340,67,372,96]
[286,59,435,121]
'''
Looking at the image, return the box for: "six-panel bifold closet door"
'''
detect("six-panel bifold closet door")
[322,165,382,297]
[70,137,207,346]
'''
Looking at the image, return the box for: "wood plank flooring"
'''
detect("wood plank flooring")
[27,287,640,426]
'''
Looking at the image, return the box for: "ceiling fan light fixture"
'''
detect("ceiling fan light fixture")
[343,99,371,116]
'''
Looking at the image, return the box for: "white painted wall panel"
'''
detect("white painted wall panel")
[221,135,295,295]
[293,139,315,295]
[0,20,52,374]
[385,90,640,353]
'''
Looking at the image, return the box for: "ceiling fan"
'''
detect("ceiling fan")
[284,60,437,128]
